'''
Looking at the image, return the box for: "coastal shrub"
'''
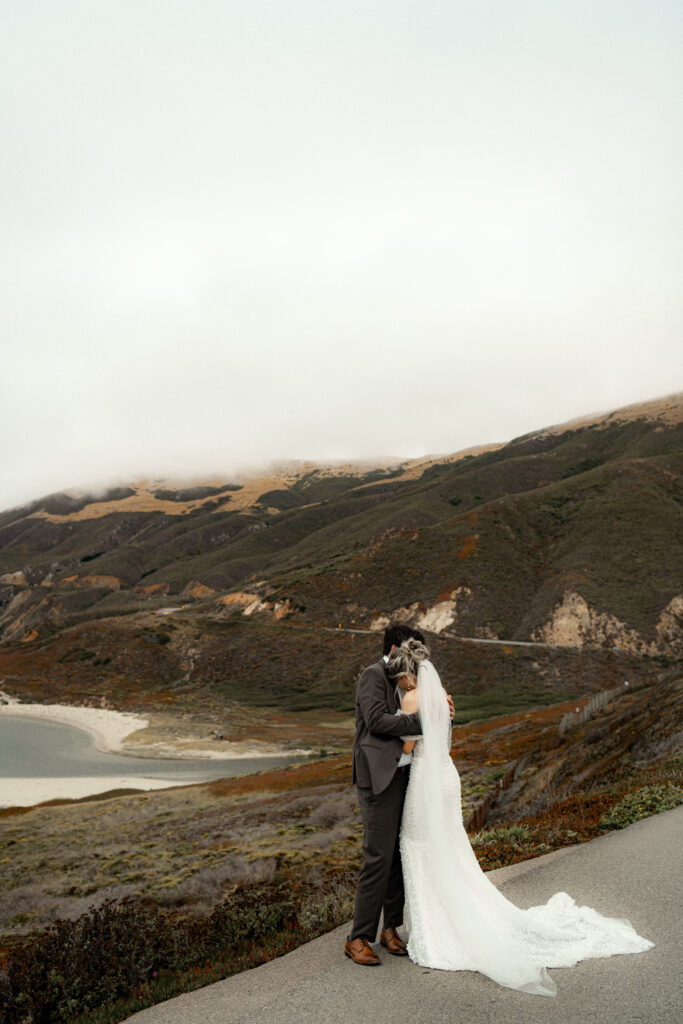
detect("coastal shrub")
[185,884,296,959]
[298,885,354,934]
[599,783,683,830]
[470,825,531,847]
[516,783,573,818]
[307,789,355,828]
[73,873,355,1023]
[57,647,97,663]
[0,897,172,1023]
[0,882,298,1024]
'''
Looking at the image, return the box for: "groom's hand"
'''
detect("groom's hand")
[446,693,455,720]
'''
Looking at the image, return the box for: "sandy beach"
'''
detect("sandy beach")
[0,694,308,759]
[0,775,185,807]
[0,694,150,753]
[0,695,309,808]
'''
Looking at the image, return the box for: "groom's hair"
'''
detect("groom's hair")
[383,623,426,656]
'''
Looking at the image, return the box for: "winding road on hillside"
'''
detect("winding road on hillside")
[262,621,579,650]
[126,805,682,1024]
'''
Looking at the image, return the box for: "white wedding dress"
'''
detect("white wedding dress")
[399,662,654,997]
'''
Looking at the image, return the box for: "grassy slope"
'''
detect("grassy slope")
[0,413,680,720]
[267,434,682,640]
[1,679,679,943]
[1,417,680,596]
[0,611,668,717]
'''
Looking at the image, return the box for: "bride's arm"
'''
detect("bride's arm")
[400,688,419,752]
[357,668,421,737]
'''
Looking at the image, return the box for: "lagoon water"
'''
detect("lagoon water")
[0,717,299,789]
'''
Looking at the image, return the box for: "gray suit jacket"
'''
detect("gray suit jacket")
[352,659,422,795]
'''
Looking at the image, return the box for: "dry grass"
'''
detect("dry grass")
[1,678,679,945]
[0,761,362,938]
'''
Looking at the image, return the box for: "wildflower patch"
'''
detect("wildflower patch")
[599,784,683,830]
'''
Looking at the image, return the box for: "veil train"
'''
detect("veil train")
[398,660,654,996]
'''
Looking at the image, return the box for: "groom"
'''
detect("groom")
[345,624,453,965]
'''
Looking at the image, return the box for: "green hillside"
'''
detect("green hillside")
[0,397,681,714]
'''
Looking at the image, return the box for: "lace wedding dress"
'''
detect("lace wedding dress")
[399,662,654,997]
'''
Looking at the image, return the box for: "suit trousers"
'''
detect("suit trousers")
[349,768,409,942]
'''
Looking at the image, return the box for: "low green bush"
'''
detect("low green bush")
[599,784,682,830]
[470,824,531,847]
[0,874,357,1024]
[0,883,297,1024]
[0,897,171,1023]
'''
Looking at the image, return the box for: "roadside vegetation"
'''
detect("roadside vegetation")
[1,404,680,1021]
[1,679,680,1024]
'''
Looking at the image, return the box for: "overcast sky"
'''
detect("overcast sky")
[2,1,681,512]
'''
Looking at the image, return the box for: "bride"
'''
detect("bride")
[387,638,654,997]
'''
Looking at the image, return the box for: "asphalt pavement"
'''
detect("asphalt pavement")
[126,804,682,1024]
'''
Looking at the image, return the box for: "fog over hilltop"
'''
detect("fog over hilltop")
[3,390,681,517]
[2,2,681,512]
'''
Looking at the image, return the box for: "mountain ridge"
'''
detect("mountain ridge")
[0,391,681,714]
[4,390,680,523]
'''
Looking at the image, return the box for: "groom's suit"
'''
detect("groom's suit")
[350,658,422,943]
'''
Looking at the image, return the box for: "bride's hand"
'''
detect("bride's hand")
[446,693,455,720]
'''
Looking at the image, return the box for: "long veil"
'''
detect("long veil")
[414,660,557,997]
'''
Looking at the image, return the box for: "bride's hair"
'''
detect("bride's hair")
[386,636,431,678]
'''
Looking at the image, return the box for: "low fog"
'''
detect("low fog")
[2,1,681,512]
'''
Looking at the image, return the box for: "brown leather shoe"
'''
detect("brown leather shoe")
[345,937,381,965]
[379,927,408,956]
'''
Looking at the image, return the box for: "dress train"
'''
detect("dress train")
[399,663,654,996]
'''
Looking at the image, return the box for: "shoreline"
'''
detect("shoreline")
[0,698,312,760]
[0,700,150,755]
[0,775,184,809]
[0,698,312,809]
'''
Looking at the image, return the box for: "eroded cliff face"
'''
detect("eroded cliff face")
[369,587,474,636]
[0,590,66,643]
[533,590,683,655]
[213,590,298,621]
[656,595,683,652]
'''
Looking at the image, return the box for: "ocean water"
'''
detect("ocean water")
[0,716,299,782]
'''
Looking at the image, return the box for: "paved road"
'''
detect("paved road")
[158,613,628,653]
[127,806,682,1024]
[274,622,570,650]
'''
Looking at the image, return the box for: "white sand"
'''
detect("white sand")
[0,698,149,753]
[0,696,310,808]
[0,700,158,808]
[0,696,309,761]
[0,776,183,808]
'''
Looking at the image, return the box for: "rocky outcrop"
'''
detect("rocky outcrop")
[533,590,683,654]
[0,571,27,587]
[415,588,472,633]
[62,574,122,590]
[181,581,216,600]
[0,591,66,643]
[133,582,170,597]
[215,591,261,611]
[370,588,472,635]
[243,598,296,620]
[656,596,683,653]
[214,591,297,621]
[532,592,642,650]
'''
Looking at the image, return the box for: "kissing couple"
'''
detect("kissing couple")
[345,624,653,996]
